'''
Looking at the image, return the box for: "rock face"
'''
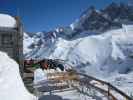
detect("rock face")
[50,2,133,39]
[78,2,133,33]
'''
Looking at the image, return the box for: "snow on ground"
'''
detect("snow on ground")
[107,72,133,96]
[38,86,107,100]
[0,51,37,100]
[0,14,16,28]
[53,90,101,100]
[98,24,133,94]
[34,68,107,100]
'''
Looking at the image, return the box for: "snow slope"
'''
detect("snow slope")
[0,51,37,100]
[0,14,16,28]
[24,32,34,54]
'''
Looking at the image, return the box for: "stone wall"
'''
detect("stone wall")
[0,16,23,76]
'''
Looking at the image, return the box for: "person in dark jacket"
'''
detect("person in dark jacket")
[57,64,64,71]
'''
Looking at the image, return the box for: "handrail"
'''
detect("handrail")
[37,71,132,100]
[108,83,132,100]
[76,72,132,100]
[72,82,117,100]
[77,72,108,84]
[24,59,132,100]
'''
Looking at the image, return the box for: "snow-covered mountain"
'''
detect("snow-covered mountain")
[24,2,133,73]
[25,24,133,73]
[24,2,133,94]
[72,2,133,33]
[24,2,133,42]
[24,24,133,94]
[24,2,133,76]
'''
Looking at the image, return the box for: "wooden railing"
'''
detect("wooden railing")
[45,71,132,100]
[24,59,132,100]
[76,72,132,100]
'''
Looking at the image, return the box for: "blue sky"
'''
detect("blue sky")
[0,0,127,32]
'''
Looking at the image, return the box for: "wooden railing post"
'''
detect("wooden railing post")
[108,85,110,100]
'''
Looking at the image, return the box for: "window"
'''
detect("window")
[1,34,13,46]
